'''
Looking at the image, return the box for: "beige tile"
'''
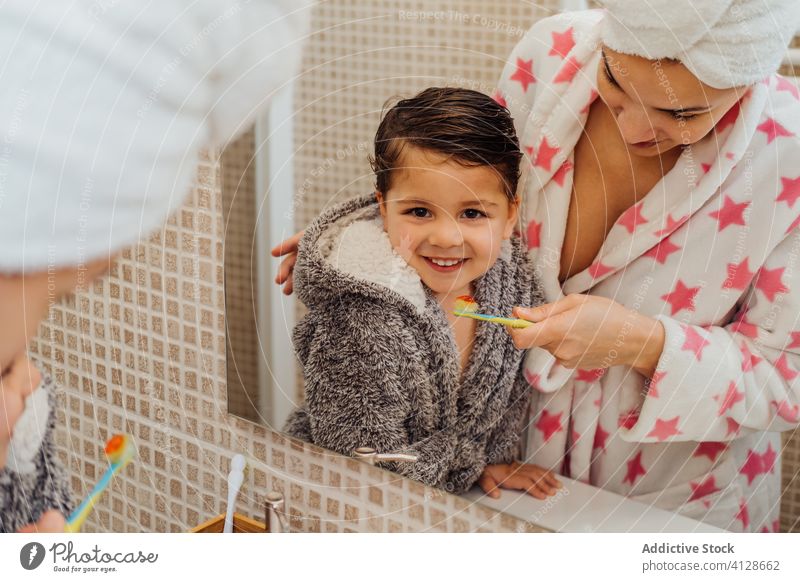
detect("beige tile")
[309,463,323,483]
[368,486,384,507]
[344,504,359,524]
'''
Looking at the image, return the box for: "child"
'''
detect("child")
[284,87,561,498]
[1,355,73,532]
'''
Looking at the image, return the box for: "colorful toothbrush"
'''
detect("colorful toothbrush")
[65,434,135,533]
[453,295,533,329]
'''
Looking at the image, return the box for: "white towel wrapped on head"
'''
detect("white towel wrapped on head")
[601,0,800,88]
[0,0,309,273]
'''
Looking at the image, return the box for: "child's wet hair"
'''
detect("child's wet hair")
[369,87,522,200]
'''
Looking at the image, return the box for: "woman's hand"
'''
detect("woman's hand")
[510,294,665,377]
[1,353,42,470]
[17,510,66,533]
[478,462,563,500]
[270,230,304,295]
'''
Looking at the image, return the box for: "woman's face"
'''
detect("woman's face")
[597,46,746,157]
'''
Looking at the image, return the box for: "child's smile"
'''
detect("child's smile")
[423,257,467,272]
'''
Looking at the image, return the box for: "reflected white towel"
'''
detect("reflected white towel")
[0,0,309,272]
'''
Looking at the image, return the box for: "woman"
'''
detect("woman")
[274,0,800,531]
[502,0,800,533]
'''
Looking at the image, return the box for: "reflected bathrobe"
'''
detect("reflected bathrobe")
[496,10,800,532]
[0,373,73,532]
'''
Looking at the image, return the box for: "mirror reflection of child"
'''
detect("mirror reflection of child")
[284,87,562,499]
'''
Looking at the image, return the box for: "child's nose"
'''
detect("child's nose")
[427,220,464,248]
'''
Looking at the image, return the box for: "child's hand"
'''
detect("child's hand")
[0,353,42,469]
[17,510,66,533]
[478,462,563,500]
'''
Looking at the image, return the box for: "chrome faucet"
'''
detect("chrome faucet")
[352,446,418,465]
[264,491,289,533]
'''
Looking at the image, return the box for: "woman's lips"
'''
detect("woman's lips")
[630,139,660,148]
[423,257,467,273]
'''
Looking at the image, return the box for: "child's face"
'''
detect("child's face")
[376,146,518,298]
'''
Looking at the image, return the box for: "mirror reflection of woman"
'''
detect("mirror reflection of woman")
[275,0,800,532]
[0,0,309,532]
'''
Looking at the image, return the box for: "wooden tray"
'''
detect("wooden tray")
[190,512,268,533]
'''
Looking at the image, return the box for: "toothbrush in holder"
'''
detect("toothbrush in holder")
[65,434,135,533]
[453,295,533,329]
[223,454,246,533]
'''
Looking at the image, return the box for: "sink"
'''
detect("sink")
[462,477,724,533]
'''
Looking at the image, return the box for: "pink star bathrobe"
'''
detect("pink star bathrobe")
[496,10,800,532]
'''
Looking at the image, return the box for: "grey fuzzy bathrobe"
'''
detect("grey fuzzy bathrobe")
[0,372,74,532]
[284,193,545,494]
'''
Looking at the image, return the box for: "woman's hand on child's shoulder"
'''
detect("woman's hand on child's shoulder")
[271,230,304,295]
[478,462,562,500]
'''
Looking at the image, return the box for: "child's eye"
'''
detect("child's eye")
[405,207,430,218]
[462,209,487,219]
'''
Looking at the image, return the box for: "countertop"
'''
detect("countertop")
[462,476,724,533]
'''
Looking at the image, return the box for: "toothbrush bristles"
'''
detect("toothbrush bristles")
[454,295,479,314]
[104,434,133,464]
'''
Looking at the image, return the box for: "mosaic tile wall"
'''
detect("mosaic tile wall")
[24,0,800,533]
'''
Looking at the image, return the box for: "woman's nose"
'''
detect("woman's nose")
[616,106,658,144]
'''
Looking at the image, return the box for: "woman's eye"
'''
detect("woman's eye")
[603,62,620,90]
[407,207,430,218]
[463,209,487,219]
[671,111,698,121]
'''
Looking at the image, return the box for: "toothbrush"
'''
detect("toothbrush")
[453,295,533,329]
[223,454,246,533]
[65,434,135,533]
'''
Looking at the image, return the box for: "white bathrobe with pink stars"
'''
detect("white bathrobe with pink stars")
[497,10,800,532]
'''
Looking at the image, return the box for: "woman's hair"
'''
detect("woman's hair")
[369,87,522,200]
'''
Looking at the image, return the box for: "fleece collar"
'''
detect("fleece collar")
[326,217,428,313]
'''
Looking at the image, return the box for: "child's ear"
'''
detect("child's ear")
[503,198,520,239]
[375,191,387,222]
